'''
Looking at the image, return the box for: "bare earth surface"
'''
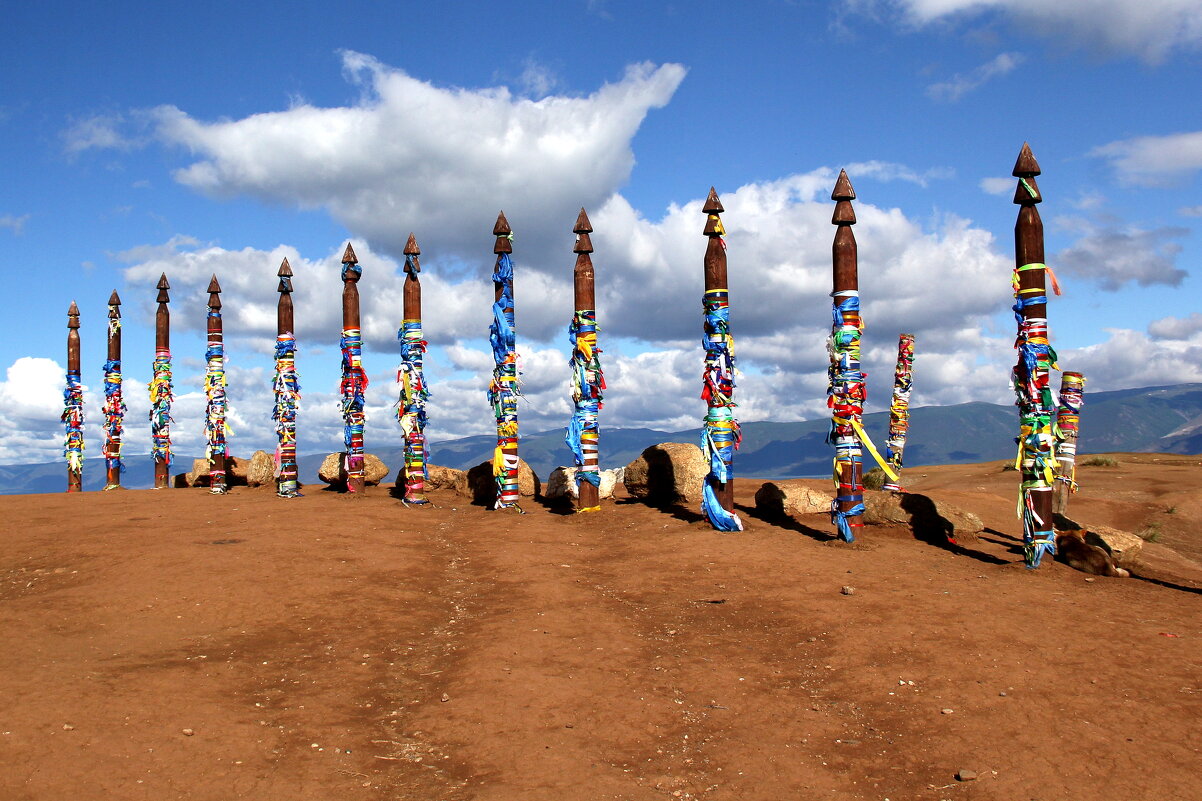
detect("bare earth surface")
[1,453,1199,801]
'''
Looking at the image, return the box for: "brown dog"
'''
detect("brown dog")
[1055,529,1130,577]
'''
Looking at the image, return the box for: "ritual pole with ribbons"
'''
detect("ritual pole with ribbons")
[397,234,430,505]
[488,212,522,512]
[1053,371,1085,515]
[274,257,301,498]
[102,290,126,490]
[880,333,916,493]
[1011,142,1061,568]
[149,274,173,489]
[700,188,742,531]
[340,243,368,494]
[63,301,84,492]
[205,275,230,494]
[567,208,604,513]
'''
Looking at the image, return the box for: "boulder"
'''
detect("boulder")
[544,466,621,500]
[183,456,249,488]
[423,464,465,492]
[318,452,391,488]
[624,442,709,504]
[226,455,249,484]
[463,458,540,504]
[1085,525,1144,566]
[754,481,833,517]
[247,450,275,487]
[185,457,210,488]
[862,491,983,542]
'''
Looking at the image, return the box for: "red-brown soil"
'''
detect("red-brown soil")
[1,453,1199,800]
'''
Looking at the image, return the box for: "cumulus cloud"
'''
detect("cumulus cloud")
[979,177,1013,196]
[0,213,30,234]
[858,0,1202,61]
[926,52,1025,102]
[1091,131,1202,186]
[62,112,152,154]
[1148,312,1202,340]
[1053,221,1188,290]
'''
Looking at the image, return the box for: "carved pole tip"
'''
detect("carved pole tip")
[404,233,421,255]
[207,275,222,294]
[108,290,121,306]
[702,187,724,214]
[156,273,170,290]
[277,257,293,277]
[493,211,512,236]
[1012,142,1042,177]
[573,207,593,234]
[341,242,358,265]
[832,169,856,201]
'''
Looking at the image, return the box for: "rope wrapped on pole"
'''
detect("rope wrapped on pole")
[488,212,522,511]
[63,301,84,492]
[340,243,368,494]
[274,257,301,498]
[699,188,742,531]
[204,275,230,494]
[102,290,126,491]
[149,274,173,489]
[881,333,916,493]
[1053,371,1085,514]
[1011,143,1060,568]
[567,208,604,513]
[397,234,430,505]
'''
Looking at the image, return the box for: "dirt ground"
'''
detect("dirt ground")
[1,453,1199,801]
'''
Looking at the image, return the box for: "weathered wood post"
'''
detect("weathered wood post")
[149,273,173,489]
[567,208,604,513]
[700,188,743,531]
[397,234,430,505]
[1053,371,1085,514]
[340,243,368,494]
[63,301,84,492]
[205,275,230,494]
[488,212,522,511]
[881,333,916,493]
[828,170,865,541]
[274,257,302,498]
[102,290,126,490]
[1011,143,1058,568]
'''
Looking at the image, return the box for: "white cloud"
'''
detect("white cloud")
[927,52,1025,102]
[0,213,30,235]
[1091,131,1202,186]
[63,112,150,154]
[1180,205,1202,217]
[979,177,1012,195]
[1053,221,1188,290]
[1148,312,1202,340]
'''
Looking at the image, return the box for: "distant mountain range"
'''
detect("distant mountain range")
[6,383,1201,495]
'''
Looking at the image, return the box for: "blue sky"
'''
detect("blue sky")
[2,0,1201,465]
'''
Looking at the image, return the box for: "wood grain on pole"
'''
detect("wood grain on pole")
[830,170,863,537]
[702,187,735,514]
[572,207,600,511]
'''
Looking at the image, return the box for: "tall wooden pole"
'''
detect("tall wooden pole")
[488,211,522,511]
[568,208,604,512]
[340,243,368,494]
[150,273,173,489]
[63,301,84,492]
[828,170,865,542]
[1053,371,1085,515]
[205,275,229,494]
[397,234,430,505]
[1011,142,1058,568]
[102,290,126,490]
[274,257,301,498]
[700,188,742,531]
[881,333,916,493]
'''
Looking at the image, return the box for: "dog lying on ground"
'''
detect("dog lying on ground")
[1055,529,1130,577]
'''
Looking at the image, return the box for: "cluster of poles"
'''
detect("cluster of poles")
[60,144,1086,568]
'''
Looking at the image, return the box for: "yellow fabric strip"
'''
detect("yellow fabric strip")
[847,418,900,483]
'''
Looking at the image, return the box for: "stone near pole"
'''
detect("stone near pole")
[63,301,84,493]
[1011,142,1059,568]
[149,273,174,489]
[397,233,431,505]
[488,212,522,511]
[102,290,126,490]
[567,208,604,513]
[205,275,230,494]
[274,257,301,498]
[339,243,368,494]
[700,188,742,531]
[1053,371,1085,514]
[881,333,916,493]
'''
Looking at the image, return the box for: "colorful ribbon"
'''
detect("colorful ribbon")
[62,368,85,481]
[827,290,864,541]
[1053,372,1085,495]
[882,334,915,492]
[700,287,742,531]
[488,251,522,510]
[273,333,301,497]
[205,311,230,492]
[566,308,604,504]
[101,317,126,489]
[340,327,368,488]
[148,348,173,470]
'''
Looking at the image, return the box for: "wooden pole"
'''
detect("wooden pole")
[881,333,916,493]
[488,211,522,511]
[1011,142,1058,568]
[150,273,173,489]
[274,257,301,498]
[340,243,367,494]
[569,208,603,512]
[398,233,430,504]
[102,290,125,490]
[1053,372,1085,515]
[205,275,229,494]
[63,301,84,492]
[828,170,865,541]
[700,188,742,531]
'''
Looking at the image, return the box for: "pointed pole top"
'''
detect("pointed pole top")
[68,300,80,328]
[831,169,856,201]
[573,207,593,234]
[156,273,170,291]
[341,242,358,265]
[494,211,513,254]
[108,289,121,306]
[493,211,512,236]
[832,169,857,225]
[574,208,594,254]
[1013,143,1043,205]
[404,233,421,255]
[702,187,724,214]
[1012,142,1041,177]
[404,234,422,276]
[207,275,222,294]
[703,188,726,236]
[277,257,293,277]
